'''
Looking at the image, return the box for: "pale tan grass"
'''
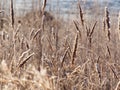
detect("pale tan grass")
[0,0,120,90]
[115,81,120,90]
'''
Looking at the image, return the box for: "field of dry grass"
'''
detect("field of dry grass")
[0,0,120,90]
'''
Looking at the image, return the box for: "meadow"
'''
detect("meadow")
[0,0,120,90]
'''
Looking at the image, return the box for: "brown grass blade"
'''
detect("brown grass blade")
[109,65,119,80]
[89,21,97,37]
[78,2,84,27]
[107,45,111,57]
[115,81,120,90]
[61,47,69,67]
[104,7,111,41]
[32,29,42,40]
[73,20,81,39]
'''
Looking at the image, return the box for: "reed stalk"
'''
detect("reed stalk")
[71,33,78,64]
[10,0,14,28]
[118,12,120,40]
[104,7,111,41]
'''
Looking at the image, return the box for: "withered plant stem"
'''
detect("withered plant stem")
[104,7,111,41]
[78,2,84,27]
[71,34,78,64]
[10,0,14,28]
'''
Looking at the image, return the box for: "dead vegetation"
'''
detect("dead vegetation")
[0,0,120,90]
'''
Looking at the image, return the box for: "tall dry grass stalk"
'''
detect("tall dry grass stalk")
[95,57,101,83]
[61,47,69,67]
[9,0,16,73]
[0,10,4,30]
[10,0,14,28]
[78,2,84,27]
[0,0,120,90]
[86,21,97,48]
[33,0,47,70]
[115,81,120,90]
[71,33,78,64]
[118,12,120,40]
[104,7,111,41]
[73,20,81,39]
[42,0,47,14]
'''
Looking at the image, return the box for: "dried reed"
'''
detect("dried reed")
[18,53,34,68]
[10,0,14,28]
[115,81,120,90]
[106,45,111,57]
[18,49,31,62]
[86,21,97,48]
[32,29,41,40]
[41,0,47,14]
[33,0,47,71]
[104,7,111,41]
[118,12,120,40]
[71,33,78,64]
[95,56,101,83]
[61,47,69,67]
[73,20,81,39]
[78,2,84,27]
[0,0,119,90]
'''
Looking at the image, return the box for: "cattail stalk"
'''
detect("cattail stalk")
[35,0,47,71]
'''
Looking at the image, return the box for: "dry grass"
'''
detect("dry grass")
[0,0,120,90]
